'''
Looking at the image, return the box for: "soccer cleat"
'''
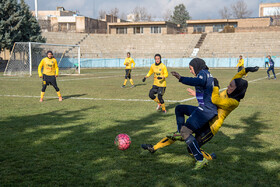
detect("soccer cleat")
[39,98,43,102]
[166,131,184,141]
[121,85,125,88]
[59,97,63,102]
[141,144,156,153]
[193,158,209,170]
[162,110,167,114]
[210,153,217,159]
[130,85,135,88]
[156,104,161,111]
[274,77,277,80]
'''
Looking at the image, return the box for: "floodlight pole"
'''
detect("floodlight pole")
[29,42,32,76]
[35,0,38,19]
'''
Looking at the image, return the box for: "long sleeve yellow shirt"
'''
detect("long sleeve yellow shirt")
[38,57,59,77]
[146,63,168,87]
[236,59,244,67]
[124,57,135,69]
[209,68,247,135]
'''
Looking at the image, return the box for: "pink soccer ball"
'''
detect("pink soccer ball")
[114,134,131,150]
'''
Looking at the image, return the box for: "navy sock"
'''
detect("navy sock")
[185,135,204,161]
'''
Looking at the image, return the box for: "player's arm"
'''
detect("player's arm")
[212,86,239,109]
[178,71,206,87]
[54,59,59,77]
[38,59,44,77]
[145,66,153,78]
[132,59,135,68]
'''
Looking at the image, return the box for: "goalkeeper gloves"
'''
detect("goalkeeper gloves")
[245,66,259,73]
[142,77,146,82]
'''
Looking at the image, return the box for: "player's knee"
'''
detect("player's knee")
[180,126,193,140]
[158,94,164,104]
[149,92,156,100]
[54,86,60,92]
[125,75,128,79]
[175,105,184,115]
[41,85,47,92]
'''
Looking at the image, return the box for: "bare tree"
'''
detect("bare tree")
[219,6,232,19]
[231,0,252,18]
[163,9,172,21]
[99,9,106,19]
[132,6,152,22]
[109,8,119,17]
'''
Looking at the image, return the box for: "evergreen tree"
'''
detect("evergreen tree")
[171,4,191,26]
[19,0,45,43]
[0,0,45,51]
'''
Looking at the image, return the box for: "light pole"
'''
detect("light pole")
[35,0,38,19]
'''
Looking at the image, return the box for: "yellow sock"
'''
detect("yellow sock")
[123,79,127,86]
[161,103,166,111]
[129,79,134,85]
[57,91,62,97]
[154,97,160,104]
[201,149,213,160]
[153,137,175,151]
[40,92,45,99]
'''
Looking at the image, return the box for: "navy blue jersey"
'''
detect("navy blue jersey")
[179,69,217,116]
[269,59,275,67]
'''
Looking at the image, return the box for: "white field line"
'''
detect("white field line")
[0,73,146,82]
[0,73,279,103]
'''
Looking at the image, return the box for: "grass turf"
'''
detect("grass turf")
[0,68,279,186]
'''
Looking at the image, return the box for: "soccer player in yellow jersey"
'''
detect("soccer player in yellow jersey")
[143,54,168,113]
[38,51,62,102]
[122,52,135,88]
[237,55,244,72]
[142,66,259,161]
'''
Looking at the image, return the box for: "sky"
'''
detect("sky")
[23,0,280,20]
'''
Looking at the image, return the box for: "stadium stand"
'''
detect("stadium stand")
[42,32,201,58]
[198,32,280,58]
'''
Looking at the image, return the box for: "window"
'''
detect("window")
[193,25,205,33]
[116,27,127,34]
[151,26,161,34]
[134,27,143,34]
[213,24,225,32]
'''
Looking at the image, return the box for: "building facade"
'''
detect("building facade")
[107,21,180,35]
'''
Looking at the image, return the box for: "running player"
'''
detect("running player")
[122,52,135,88]
[38,51,62,102]
[143,54,168,113]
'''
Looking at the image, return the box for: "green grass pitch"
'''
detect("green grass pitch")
[0,68,279,186]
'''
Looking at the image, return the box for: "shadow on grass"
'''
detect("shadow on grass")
[0,104,279,186]
[63,94,87,100]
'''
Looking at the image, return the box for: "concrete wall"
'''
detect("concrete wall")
[238,17,271,28]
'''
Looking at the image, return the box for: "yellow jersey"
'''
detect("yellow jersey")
[237,58,244,67]
[124,57,135,69]
[209,68,247,135]
[146,62,168,87]
[38,57,59,77]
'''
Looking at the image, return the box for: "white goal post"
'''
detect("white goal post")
[4,42,80,76]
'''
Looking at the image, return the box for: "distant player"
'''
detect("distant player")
[38,51,62,102]
[237,55,247,77]
[267,55,276,80]
[237,55,244,72]
[143,54,168,113]
[122,52,135,88]
[264,56,269,69]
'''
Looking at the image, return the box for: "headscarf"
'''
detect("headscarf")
[189,58,209,75]
[228,78,248,102]
[154,54,162,66]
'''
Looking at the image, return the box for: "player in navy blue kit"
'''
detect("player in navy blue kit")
[170,58,217,169]
[267,55,276,80]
